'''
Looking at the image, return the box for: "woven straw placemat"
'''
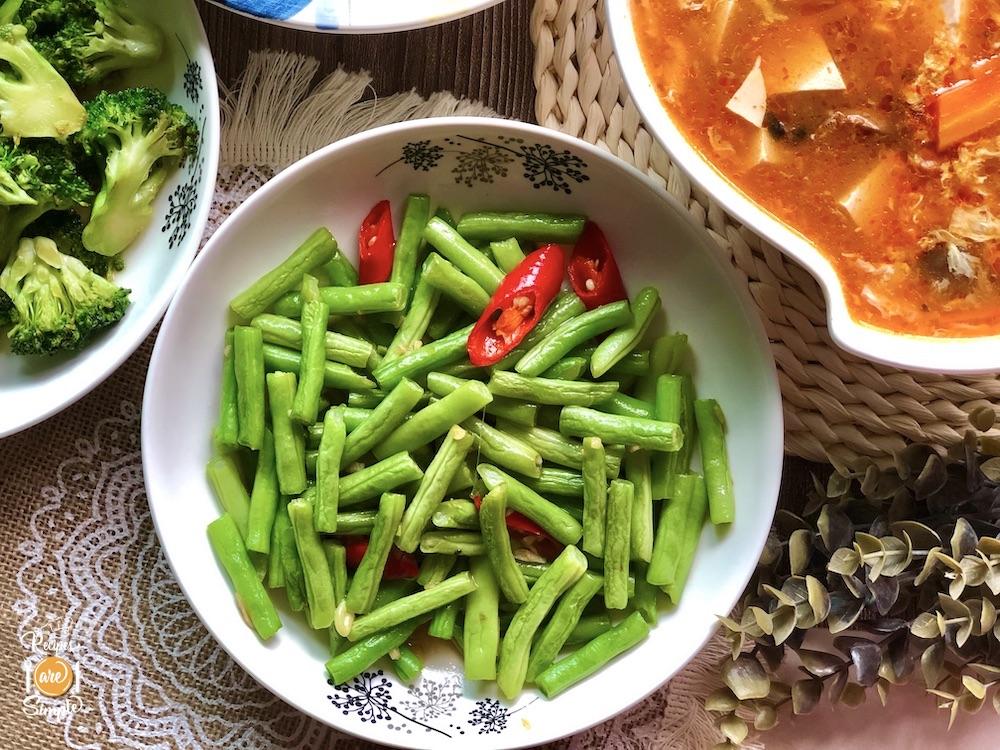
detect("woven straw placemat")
[529,0,1000,470]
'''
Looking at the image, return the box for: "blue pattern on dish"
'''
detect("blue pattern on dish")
[315,0,340,29]
[222,0,311,20]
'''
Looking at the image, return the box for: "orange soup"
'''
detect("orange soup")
[632,0,1000,337]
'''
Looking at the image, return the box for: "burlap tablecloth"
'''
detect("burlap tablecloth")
[0,53,731,750]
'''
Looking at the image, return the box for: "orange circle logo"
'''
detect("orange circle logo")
[32,656,74,697]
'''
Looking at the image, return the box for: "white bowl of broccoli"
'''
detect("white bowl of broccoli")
[0,0,219,437]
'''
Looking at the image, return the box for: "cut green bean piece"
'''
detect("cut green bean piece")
[345,493,406,614]
[581,437,607,557]
[496,545,587,699]
[495,292,586,371]
[456,212,586,244]
[604,479,633,610]
[694,399,735,525]
[215,330,240,449]
[560,406,682,452]
[230,227,337,319]
[522,468,584,498]
[207,454,251,541]
[266,372,307,496]
[566,613,613,645]
[607,350,650,377]
[635,334,689,403]
[324,540,349,655]
[648,473,697,586]
[396,425,475,552]
[423,216,504,293]
[465,556,500,680]
[632,563,659,624]
[651,375,683,499]
[348,572,477,641]
[383,274,439,365]
[288,498,336,629]
[326,615,429,684]
[278,502,306,611]
[339,452,424,508]
[292,297,329,425]
[432,499,479,529]
[426,372,537,426]
[267,507,286,589]
[515,301,632,377]
[447,463,475,495]
[462,414,542,479]
[332,510,377,535]
[262,344,374,392]
[315,407,346,533]
[498,422,621,478]
[247,429,280,553]
[423,252,491,315]
[207,514,282,640]
[273,282,407,318]
[420,531,486,555]
[250,314,373,369]
[591,287,661,377]
[542,356,588,381]
[626,451,654,563]
[391,194,431,302]
[343,378,425,466]
[488,371,619,407]
[661,476,708,602]
[536,611,650,698]
[427,298,463,341]
[479,485,530,604]
[597,392,655,420]
[372,324,474,390]
[323,246,358,287]
[526,571,604,681]
[428,600,461,639]
[418,554,457,588]
[490,238,525,273]
[233,326,266,450]
[374,381,491,459]
[477,464,583,545]
[391,643,424,684]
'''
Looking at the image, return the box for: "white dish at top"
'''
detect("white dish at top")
[142,117,782,749]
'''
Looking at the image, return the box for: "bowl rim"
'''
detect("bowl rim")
[205,0,507,34]
[141,115,783,748]
[605,0,1000,375]
[0,1,221,439]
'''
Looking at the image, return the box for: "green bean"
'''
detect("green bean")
[580,437,607,557]
[495,292,586,371]
[419,531,486,555]
[464,556,500,680]
[694,399,735,524]
[233,326,266,450]
[426,298,463,340]
[250,314,373,369]
[287,498,336,629]
[514,561,550,582]
[487,371,620,408]
[635,334,689,403]
[541,356,588,381]
[391,194,431,302]
[273,282,407,318]
[560,406,682,452]
[631,563,660,624]
[313,407,346,533]
[215,330,240,449]
[331,510,377,535]
[462,414,542,478]
[339,452,424,508]
[277,502,306,611]
[522,468,585,498]
[348,572,477,641]
[653,474,705,595]
[596,392,655,420]
[343,379,425,466]
[207,514,282,640]
[428,600,461,639]
[207,454,251,540]
[426,372,537,426]
[326,615,430,684]
[498,422,621,478]
[434,206,457,227]
[437,361,483,379]
[373,381,491,459]
[432,499,479,529]
[515,301,632,376]
[291,301,329,425]
[526,571,604,681]
[323,246,359,287]
[591,287,661,377]
[448,463,475,495]
[324,540,349,655]
[479,485,530,604]
[536,611,650,698]
[422,252,491,315]
[246,429,279,553]
[496,545,587,699]
[423,216,504,293]
[382,274,439,365]
[566,613,613,645]
[262,344,374,392]
[331,316,374,344]
[456,211,586,244]
[651,375,683,499]
[372,324,474,390]
[417,554,457,588]
[373,580,419,609]
[265,372,307,496]
[396,425,475,551]
[266,507,286,589]
[604,479,633,609]
[391,643,424,684]
[607,350,650,377]
[230,227,337,319]
[489,238,525,273]
[345,492,406,614]
[626,451,654,562]
[477,464,583,545]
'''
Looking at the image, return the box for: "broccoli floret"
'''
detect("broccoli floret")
[77,87,197,256]
[0,21,85,138]
[26,210,122,276]
[32,0,162,88]
[0,140,41,205]
[12,0,96,31]
[0,234,129,355]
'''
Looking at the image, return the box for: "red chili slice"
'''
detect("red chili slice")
[567,222,628,309]
[467,244,565,367]
[358,200,395,284]
[341,536,419,579]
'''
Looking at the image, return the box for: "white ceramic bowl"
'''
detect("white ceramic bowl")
[607,0,1000,375]
[142,117,782,749]
[207,0,505,33]
[0,2,219,438]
